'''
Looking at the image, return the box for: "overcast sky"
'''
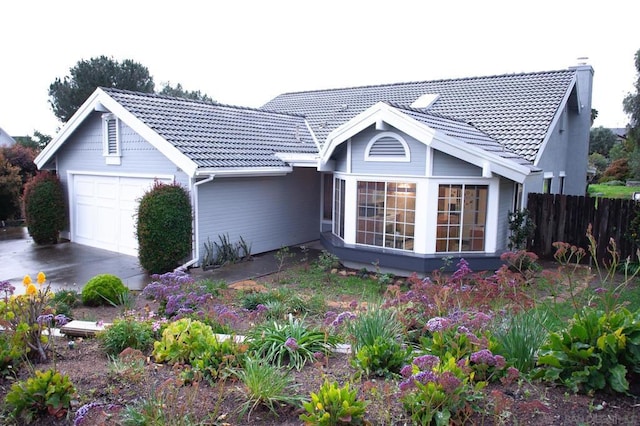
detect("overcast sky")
[2,0,638,137]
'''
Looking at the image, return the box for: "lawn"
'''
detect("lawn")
[2,247,640,425]
[588,183,640,199]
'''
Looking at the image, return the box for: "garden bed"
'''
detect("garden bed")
[2,252,640,425]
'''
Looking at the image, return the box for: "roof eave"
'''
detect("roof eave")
[274,153,319,167]
[195,166,293,178]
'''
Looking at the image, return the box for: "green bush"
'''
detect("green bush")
[136,181,192,274]
[98,317,154,355]
[4,369,76,423]
[300,380,369,425]
[81,274,129,306]
[23,171,66,244]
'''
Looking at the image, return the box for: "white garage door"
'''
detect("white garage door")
[72,175,162,256]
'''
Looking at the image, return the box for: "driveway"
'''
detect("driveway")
[0,226,149,294]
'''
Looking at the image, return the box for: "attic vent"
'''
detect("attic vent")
[102,113,121,165]
[410,93,440,109]
[365,132,410,162]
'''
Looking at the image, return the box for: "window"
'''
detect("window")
[364,132,410,162]
[559,174,565,194]
[102,114,121,165]
[436,184,487,252]
[543,178,552,194]
[333,178,346,239]
[355,181,415,250]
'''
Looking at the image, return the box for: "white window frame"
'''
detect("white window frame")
[102,113,121,165]
[364,132,410,162]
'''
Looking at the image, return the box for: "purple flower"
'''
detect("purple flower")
[594,287,606,294]
[451,258,472,280]
[54,314,70,326]
[400,364,414,378]
[412,354,439,371]
[470,349,496,366]
[331,311,356,328]
[36,314,54,325]
[425,316,452,332]
[414,370,438,385]
[0,280,15,295]
[285,337,299,351]
[255,303,268,313]
[438,371,462,394]
[399,377,416,392]
[494,354,506,369]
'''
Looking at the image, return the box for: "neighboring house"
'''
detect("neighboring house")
[35,63,593,274]
[0,127,16,147]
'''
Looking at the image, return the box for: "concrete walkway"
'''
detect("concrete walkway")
[1,225,323,294]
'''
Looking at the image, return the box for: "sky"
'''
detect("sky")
[1,0,639,138]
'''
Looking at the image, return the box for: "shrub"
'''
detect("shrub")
[136,181,192,274]
[246,316,340,370]
[81,274,129,306]
[4,369,76,422]
[351,336,412,378]
[300,380,369,425]
[600,158,630,182]
[49,289,79,319]
[492,310,550,373]
[98,317,154,355]
[23,171,66,244]
[234,357,304,420]
[0,150,23,220]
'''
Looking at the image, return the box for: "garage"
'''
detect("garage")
[71,174,163,256]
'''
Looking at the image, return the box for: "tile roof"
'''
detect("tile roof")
[261,70,577,163]
[102,88,317,169]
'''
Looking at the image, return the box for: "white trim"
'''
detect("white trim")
[559,171,566,177]
[544,172,554,179]
[534,75,577,165]
[178,175,215,271]
[35,88,199,177]
[321,102,532,183]
[346,139,352,174]
[102,113,121,165]
[274,153,318,167]
[195,167,292,177]
[364,132,411,162]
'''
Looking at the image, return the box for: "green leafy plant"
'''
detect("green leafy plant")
[246,315,339,370]
[300,379,369,425]
[4,369,76,422]
[153,318,246,383]
[136,181,193,274]
[233,357,304,420]
[534,307,640,394]
[351,336,412,377]
[344,305,404,353]
[81,273,129,306]
[98,317,154,355]
[49,289,79,319]
[22,171,67,244]
[202,234,252,269]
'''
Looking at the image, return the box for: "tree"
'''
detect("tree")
[13,131,52,150]
[589,126,617,156]
[591,108,598,125]
[1,143,38,184]
[158,82,215,103]
[623,49,640,145]
[49,56,155,122]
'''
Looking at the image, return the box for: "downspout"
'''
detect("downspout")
[176,174,215,271]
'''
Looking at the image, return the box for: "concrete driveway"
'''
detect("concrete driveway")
[1,226,149,294]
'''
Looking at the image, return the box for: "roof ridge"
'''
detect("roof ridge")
[271,68,576,98]
[100,87,307,119]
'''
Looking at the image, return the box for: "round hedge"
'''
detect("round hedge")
[23,171,66,244]
[81,274,129,306]
[136,181,192,274]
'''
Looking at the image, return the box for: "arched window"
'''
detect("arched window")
[364,132,410,162]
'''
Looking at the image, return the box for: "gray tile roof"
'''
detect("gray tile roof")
[102,88,317,169]
[261,70,577,163]
[387,103,535,168]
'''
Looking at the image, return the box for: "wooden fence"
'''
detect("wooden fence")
[526,193,639,263]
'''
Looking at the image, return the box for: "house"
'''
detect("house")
[0,127,16,147]
[35,63,593,274]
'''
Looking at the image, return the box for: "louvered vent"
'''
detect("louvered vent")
[369,136,406,157]
[106,118,118,154]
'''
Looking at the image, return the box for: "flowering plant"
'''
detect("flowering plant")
[0,272,69,362]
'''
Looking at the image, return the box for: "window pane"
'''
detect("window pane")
[436,184,487,252]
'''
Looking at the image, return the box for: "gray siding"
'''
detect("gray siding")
[53,112,190,235]
[349,127,426,175]
[197,167,320,259]
[497,178,515,251]
[333,143,348,172]
[432,151,482,177]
